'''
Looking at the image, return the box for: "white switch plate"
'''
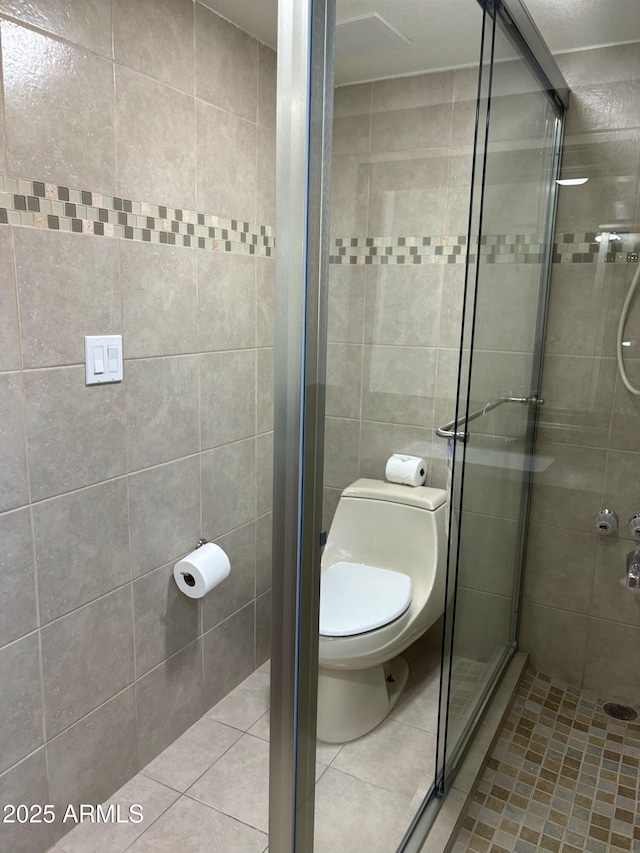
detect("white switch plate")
[85,335,123,385]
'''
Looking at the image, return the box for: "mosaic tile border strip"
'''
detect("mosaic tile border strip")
[0,175,275,257]
[451,670,640,853]
[553,231,640,265]
[2,175,638,269]
[330,233,640,265]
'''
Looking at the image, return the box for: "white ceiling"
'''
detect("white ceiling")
[200,0,640,85]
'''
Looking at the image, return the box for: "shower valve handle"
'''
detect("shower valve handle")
[595,508,618,535]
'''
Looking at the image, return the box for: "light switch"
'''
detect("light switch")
[107,345,118,373]
[85,335,123,385]
[93,346,105,374]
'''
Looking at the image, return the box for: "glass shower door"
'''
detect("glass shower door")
[272,0,567,847]
[437,1,564,785]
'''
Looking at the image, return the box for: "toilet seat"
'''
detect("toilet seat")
[319,562,412,637]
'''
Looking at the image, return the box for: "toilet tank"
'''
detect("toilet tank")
[322,478,447,606]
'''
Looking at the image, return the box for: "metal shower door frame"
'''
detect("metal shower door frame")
[269,0,335,850]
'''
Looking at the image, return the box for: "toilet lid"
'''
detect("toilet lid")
[319,562,412,637]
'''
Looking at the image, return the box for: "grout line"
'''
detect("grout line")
[131,579,141,774]
[180,790,269,837]
[316,762,415,803]
[357,68,374,451]
[0,680,135,780]
[5,214,52,795]
[0,11,112,62]
[0,26,9,173]
[112,18,118,208]
[192,0,198,210]
[122,232,138,760]
[0,432,281,521]
[56,777,182,853]
[1,9,264,126]
[1,348,267,375]
[194,249,205,651]
[116,791,179,853]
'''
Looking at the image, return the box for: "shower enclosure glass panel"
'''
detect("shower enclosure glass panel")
[313,2,484,850]
[438,3,563,785]
[273,0,566,850]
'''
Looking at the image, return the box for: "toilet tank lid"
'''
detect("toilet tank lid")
[342,479,446,510]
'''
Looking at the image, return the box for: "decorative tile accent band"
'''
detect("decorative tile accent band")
[0,175,275,257]
[1,175,638,270]
[330,232,640,265]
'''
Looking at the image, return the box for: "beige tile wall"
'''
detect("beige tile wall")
[0,3,275,850]
[519,43,640,707]
[323,70,476,526]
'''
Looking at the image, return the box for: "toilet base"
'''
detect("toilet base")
[317,655,409,743]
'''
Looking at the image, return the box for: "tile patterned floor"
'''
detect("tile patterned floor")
[50,643,628,853]
[47,626,444,853]
[450,670,640,853]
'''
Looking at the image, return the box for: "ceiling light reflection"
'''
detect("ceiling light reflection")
[555,178,589,186]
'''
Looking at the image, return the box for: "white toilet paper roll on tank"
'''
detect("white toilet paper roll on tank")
[174,543,230,598]
[384,454,427,487]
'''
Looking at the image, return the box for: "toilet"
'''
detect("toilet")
[317,478,447,743]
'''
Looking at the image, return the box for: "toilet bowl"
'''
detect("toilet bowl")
[317,478,446,743]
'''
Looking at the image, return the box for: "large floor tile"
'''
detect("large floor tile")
[141,717,242,793]
[126,796,267,853]
[247,710,344,765]
[331,717,437,799]
[206,670,270,731]
[247,710,270,742]
[187,734,269,832]
[389,674,440,733]
[56,774,178,853]
[313,768,412,853]
[315,739,345,766]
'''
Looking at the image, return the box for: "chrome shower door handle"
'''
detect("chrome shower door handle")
[435,392,544,441]
[505,394,545,405]
[435,426,468,441]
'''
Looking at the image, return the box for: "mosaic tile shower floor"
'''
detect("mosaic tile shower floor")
[450,671,640,853]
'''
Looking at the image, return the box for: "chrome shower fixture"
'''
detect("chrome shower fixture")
[616,258,640,395]
[595,508,618,535]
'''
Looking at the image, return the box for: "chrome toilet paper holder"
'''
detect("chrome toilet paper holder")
[180,538,208,586]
